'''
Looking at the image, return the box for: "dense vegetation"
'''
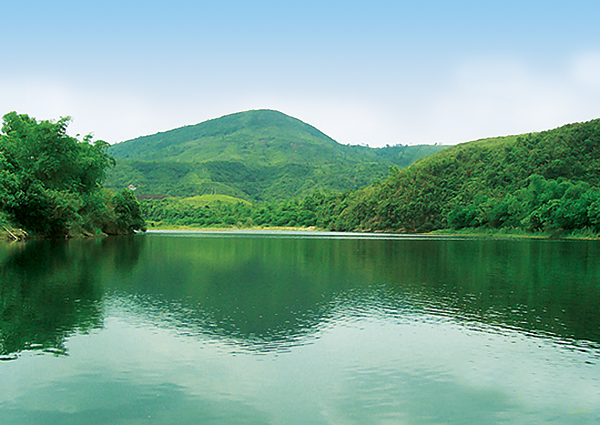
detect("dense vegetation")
[143,118,600,237]
[6,108,599,238]
[106,110,445,202]
[311,118,600,235]
[142,193,326,228]
[0,112,145,238]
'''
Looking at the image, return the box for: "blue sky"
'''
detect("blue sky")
[1,0,600,146]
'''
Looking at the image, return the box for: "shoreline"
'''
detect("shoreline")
[5,222,599,241]
[145,224,600,241]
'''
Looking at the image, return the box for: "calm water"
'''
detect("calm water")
[1,231,599,424]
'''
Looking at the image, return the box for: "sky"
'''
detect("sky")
[1,0,600,147]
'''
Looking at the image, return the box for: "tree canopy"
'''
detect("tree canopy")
[0,112,145,238]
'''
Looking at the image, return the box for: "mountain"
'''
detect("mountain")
[319,118,600,234]
[105,110,446,202]
[109,109,341,165]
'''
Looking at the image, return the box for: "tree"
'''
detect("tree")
[104,189,147,235]
[0,111,139,237]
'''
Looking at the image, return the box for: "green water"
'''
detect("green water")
[0,231,599,424]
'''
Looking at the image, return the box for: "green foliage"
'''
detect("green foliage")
[142,191,337,229]
[304,118,600,235]
[143,117,600,236]
[103,189,147,235]
[0,112,144,237]
[105,110,446,202]
[111,111,600,237]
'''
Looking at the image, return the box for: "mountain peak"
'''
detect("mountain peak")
[109,109,338,164]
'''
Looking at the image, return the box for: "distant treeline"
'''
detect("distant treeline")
[143,118,600,237]
[0,112,145,239]
[142,192,339,229]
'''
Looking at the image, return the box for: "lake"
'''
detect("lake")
[0,231,599,424]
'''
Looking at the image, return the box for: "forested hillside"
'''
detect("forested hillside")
[142,118,600,237]
[106,110,445,201]
[320,118,600,234]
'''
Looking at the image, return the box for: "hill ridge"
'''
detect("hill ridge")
[322,117,600,233]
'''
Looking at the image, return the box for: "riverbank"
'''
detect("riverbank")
[1,224,144,242]
[146,223,320,232]
[7,220,598,241]
[429,226,600,240]
[146,222,600,240]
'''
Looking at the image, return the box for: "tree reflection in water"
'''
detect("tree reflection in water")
[2,233,600,359]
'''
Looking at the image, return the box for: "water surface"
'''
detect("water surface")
[1,231,599,424]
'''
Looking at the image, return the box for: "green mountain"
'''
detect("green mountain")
[106,110,446,202]
[319,118,600,234]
